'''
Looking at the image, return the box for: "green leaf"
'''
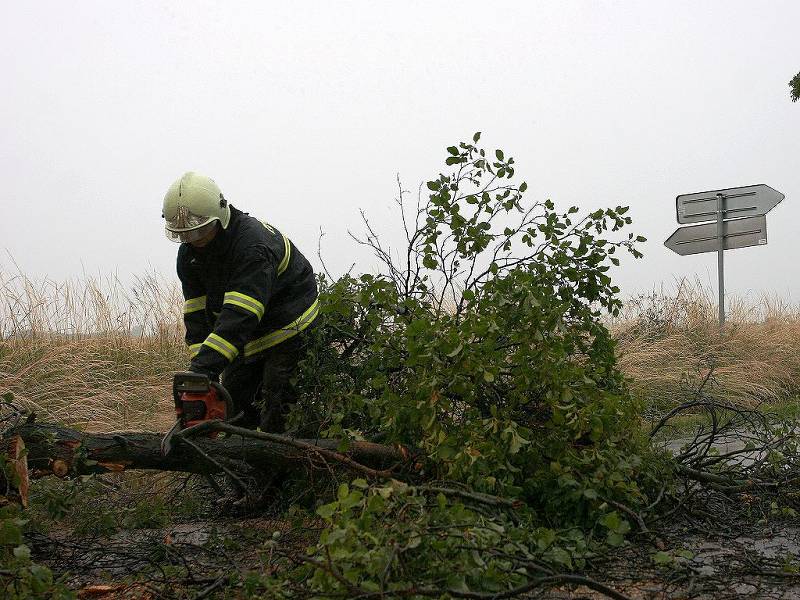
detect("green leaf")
[473,131,481,143]
[483,370,495,383]
[495,149,504,161]
[445,156,462,166]
[406,535,422,549]
[607,532,625,546]
[13,544,31,560]
[653,551,673,566]
[446,572,470,592]
[600,511,620,530]
[548,547,573,567]
[337,483,349,501]
[0,521,22,545]
[446,343,463,358]
[508,430,528,454]
[437,445,457,459]
[29,564,52,586]
[316,502,337,519]
[339,490,363,510]
[447,146,459,156]
[367,494,385,513]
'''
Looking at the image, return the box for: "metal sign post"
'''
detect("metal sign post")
[665,184,785,328]
[716,194,725,326]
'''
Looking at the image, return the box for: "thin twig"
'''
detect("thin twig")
[177,436,248,494]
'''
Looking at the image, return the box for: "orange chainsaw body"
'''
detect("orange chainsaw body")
[172,371,232,435]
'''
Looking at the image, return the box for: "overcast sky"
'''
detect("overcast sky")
[2,1,799,302]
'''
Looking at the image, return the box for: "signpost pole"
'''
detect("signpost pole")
[716,193,725,328]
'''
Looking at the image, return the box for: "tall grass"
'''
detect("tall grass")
[0,267,185,431]
[1,268,798,432]
[611,279,800,413]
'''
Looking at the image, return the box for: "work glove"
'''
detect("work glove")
[188,362,219,383]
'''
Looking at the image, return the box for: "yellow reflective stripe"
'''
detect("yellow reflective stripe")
[188,343,202,357]
[224,291,265,321]
[260,220,275,234]
[203,333,239,361]
[183,295,207,314]
[277,235,291,275]
[244,298,319,356]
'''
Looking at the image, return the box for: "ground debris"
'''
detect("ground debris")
[569,521,800,599]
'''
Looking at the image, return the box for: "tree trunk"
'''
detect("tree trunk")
[12,422,409,480]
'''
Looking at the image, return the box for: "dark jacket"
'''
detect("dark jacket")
[177,205,318,377]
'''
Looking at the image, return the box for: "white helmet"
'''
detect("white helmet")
[162,172,231,243]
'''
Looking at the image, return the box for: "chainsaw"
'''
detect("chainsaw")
[160,371,234,456]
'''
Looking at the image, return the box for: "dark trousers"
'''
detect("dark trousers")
[221,328,312,433]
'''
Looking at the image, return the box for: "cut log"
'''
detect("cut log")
[11,422,409,480]
[0,434,29,507]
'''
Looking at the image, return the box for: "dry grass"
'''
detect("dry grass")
[611,279,800,411]
[1,266,798,432]
[0,266,185,431]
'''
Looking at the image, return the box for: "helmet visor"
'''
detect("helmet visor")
[165,205,213,230]
[165,219,218,243]
[164,206,217,243]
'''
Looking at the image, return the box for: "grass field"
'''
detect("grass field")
[611,279,800,414]
[1,270,798,431]
[0,270,184,431]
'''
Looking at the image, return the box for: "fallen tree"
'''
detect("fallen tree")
[11,419,410,481]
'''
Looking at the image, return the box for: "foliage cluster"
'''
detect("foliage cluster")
[28,474,184,538]
[280,135,653,595]
[257,480,597,598]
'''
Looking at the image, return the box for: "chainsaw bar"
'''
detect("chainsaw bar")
[160,419,182,457]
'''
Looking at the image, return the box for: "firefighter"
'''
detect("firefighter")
[162,172,319,433]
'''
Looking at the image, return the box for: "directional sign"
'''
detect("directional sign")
[676,184,784,224]
[664,215,767,256]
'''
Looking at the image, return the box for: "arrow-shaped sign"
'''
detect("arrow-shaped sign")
[665,215,767,256]
[676,184,784,224]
